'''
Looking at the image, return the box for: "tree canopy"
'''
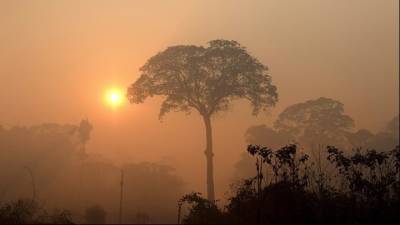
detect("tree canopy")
[274,97,354,147]
[127,39,278,119]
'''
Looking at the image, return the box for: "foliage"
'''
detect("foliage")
[327,146,399,201]
[274,97,354,148]
[245,100,398,153]
[0,199,73,224]
[181,144,400,224]
[247,144,309,189]
[179,192,224,224]
[127,39,277,119]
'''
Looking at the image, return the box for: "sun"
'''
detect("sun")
[105,88,124,108]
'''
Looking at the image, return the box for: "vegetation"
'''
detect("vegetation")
[274,97,354,148]
[246,98,399,151]
[0,122,184,224]
[0,199,73,224]
[180,144,400,224]
[237,99,399,181]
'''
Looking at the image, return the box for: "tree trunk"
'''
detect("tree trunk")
[203,115,215,202]
[119,169,124,224]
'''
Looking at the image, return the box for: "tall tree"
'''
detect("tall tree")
[127,40,278,201]
[274,97,354,149]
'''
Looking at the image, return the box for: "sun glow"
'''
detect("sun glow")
[105,88,124,108]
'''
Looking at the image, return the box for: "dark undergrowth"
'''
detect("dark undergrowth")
[180,144,400,225]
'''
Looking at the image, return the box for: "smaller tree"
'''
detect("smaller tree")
[274,97,354,149]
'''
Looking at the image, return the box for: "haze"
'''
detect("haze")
[0,0,398,224]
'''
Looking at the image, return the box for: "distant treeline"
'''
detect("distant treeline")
[234,97,399,181]
[0,121,184,224]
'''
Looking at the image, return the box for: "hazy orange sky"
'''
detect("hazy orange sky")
[0,0,398,199]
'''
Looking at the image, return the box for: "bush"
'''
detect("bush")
[180,145,400,224]
[0,199,73,224]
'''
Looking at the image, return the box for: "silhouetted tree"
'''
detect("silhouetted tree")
[127,39,278,201]
[274,97,354,149]
[78,119,93,157]
[179,192,223,224]
[84,204,106,224]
